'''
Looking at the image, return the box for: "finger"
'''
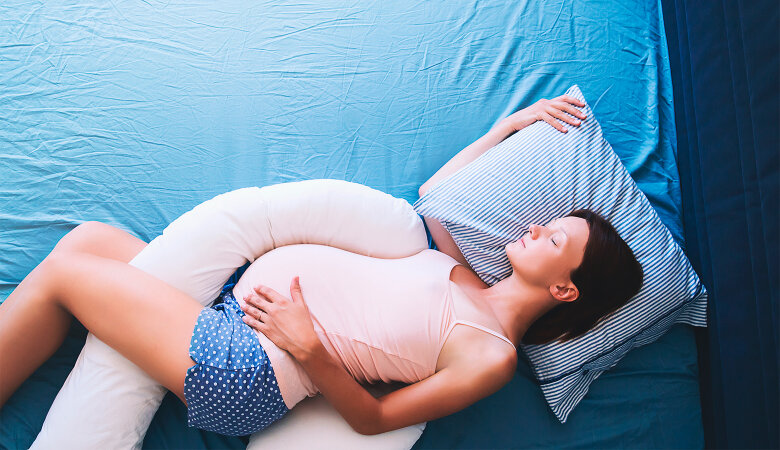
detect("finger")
[554,101,587,120]
[290,276,304,303]
[253,284,284,303]
[560,95,585,107]
[243,293,270,307]
[242,314,269,331]
[562,104,587,121]
[547,106,581,127]
[540,112,567,133]
[243,295,272,312]
[244,306,265,322]
[240,302,267,320]
[249,285,270,302]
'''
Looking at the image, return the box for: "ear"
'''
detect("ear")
[549,282,579,303]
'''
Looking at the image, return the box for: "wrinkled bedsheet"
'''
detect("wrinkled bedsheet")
[0,1,700,448]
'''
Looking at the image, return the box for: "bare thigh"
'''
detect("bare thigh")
[47,252,202,403]
[52,221,148,262]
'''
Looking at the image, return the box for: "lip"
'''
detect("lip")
[520,237,526,248]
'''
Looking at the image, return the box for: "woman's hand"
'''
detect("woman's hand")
[501,95,587,133]
[241,277,321,358]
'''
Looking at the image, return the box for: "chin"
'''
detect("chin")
[505,255,521,274]
[505,241,522,262]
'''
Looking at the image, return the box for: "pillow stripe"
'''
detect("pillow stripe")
[534,284,705,384]
[413,85,707,422]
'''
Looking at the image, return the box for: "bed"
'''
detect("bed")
[0,0,703,448]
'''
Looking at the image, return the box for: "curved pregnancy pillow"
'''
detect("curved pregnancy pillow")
[250,383,425,450]
[32,179,429,449]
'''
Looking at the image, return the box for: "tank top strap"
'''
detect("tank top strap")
[442,261,517,353]
[453,320,517,351]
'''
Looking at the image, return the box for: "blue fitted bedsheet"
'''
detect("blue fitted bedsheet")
[0,1,702,448]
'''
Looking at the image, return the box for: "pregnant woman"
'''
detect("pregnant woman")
[0,95,642,436]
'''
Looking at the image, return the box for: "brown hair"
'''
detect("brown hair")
[521,209,643,345]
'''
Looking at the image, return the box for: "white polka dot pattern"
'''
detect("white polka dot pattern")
[184,291,289,436]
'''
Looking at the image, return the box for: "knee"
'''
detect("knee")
[71,221,106,237]
[33,252,70,297]
[52,221,108,254]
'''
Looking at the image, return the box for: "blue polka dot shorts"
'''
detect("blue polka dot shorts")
[184,290,289,436]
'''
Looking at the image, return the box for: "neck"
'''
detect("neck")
[475,273,558,345]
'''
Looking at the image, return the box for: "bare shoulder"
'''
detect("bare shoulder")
[451,340,517,391]
[475,342,517,383]
[438,328,517,384]
[373,334,516,434]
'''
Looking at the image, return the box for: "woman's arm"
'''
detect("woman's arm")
[289,337,383,434]
[418,118,511,265]
[418,120,515,197]
[374,347,515,434]
[418,95,586,197]
[418,95,586,264]
[296,341,515,435]
[423,216,470,266]
[241,280,516,435]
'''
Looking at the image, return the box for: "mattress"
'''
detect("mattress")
[0,0,701,448]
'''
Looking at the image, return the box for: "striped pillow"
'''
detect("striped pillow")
[413,85,708,423]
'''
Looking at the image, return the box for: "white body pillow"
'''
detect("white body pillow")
[250,384,425,450]
[32,179,429,449]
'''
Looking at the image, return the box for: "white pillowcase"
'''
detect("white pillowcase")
[32,179,429,449]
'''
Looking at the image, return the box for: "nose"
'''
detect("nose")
[529,224,543,239]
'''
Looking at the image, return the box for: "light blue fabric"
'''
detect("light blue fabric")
[0,1,701,448]
[0,1,684,304]
[413,84,707,423]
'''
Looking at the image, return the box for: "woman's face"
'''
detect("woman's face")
[505,216,590,295]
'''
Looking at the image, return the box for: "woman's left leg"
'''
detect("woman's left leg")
[50,221,148,262]
[0,222,151,406]
[0,251,203,407]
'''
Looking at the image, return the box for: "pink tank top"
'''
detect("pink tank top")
[231,244,515,409]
